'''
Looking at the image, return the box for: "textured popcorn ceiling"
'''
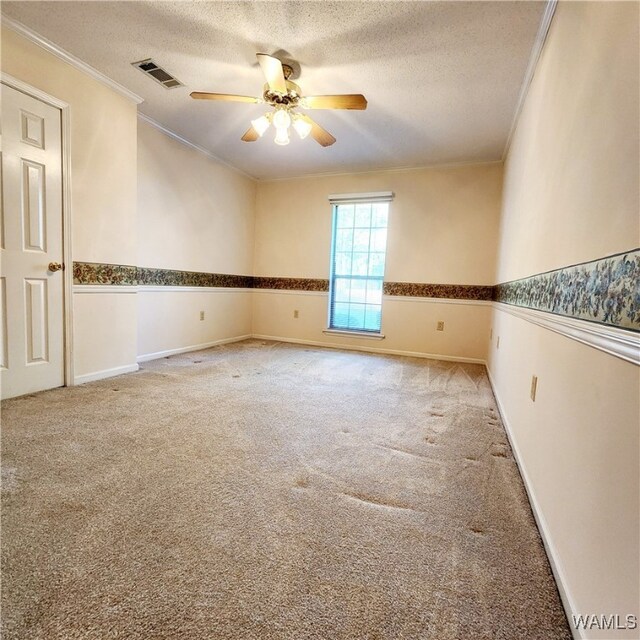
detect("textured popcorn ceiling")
[2,1,546,179]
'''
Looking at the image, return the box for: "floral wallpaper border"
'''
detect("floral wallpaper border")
[73,262,138,286]
[73,263,252,288]
[253,276,329,292]
[493,249,639,332]
[137,267,253,289]
[73,263,488,298]
[384,282,493,300]
[74,250,639,332]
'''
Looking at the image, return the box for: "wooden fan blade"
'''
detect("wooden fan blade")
[303,94,368,110]
[300,115,336,147]
[256,53,287,94]
[190,92,259,103]
[241,126,260,142]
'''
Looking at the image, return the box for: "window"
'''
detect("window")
[328,192,392,333]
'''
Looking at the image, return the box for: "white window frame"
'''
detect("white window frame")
[325,191,394,338]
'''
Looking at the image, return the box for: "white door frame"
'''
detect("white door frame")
[1,72,74,387]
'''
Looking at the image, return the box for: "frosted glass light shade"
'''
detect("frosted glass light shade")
[274,127,290,146]
[293,117,312,139]
[251,115,270,137]
[272,109,291,130]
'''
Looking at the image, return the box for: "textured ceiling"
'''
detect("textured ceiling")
[2,1,546,180]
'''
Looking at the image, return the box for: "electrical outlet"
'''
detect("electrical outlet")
[436,321,445,331]
[293,310,299,319]
[199,311,205,321]
[530,375,538,402]
[496,336,500,349]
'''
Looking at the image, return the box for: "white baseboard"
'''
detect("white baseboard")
[251,333,486,364]
[137,334,252,363]
[74,363,139,385]
[485,366,582,640]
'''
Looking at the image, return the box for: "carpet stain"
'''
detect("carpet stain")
[469,525,486,535]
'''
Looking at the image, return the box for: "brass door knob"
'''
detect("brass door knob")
[48,262,63,272]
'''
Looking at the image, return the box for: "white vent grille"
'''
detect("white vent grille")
[132,59,183,89]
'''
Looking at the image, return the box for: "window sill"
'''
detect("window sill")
[323,329,386,340]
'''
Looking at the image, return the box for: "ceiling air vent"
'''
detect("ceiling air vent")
[132,59,183,89]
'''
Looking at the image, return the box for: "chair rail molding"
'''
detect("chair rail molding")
[493,302,639,366]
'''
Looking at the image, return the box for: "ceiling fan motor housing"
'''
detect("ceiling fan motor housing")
[263,80,301,108]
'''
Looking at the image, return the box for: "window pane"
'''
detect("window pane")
[333,278,351,302]
[349,279,367,303]
[371,203,388,228]
[354,204,372,227]
[336,204,355,228]
[364,305,382,331]
[353,229,370,252]
[334,252,352,276]
[366,280,382,304]
[336,228,353,252]
[347,304,366,329]
[368,253,386,277]
[351,253,369,276]
[332,302,350,328]
[370,228,387,252]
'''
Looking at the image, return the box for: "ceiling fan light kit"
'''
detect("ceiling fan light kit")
[191,53,367,148]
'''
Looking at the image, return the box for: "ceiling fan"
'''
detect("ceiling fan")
[190,53,367,147]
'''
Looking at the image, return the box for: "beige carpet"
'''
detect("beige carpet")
[1,339,570,639]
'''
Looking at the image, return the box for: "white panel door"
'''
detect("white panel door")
[0,84,64,399]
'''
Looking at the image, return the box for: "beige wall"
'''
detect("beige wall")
[255,163,502,283]
[137,120,255,275]
[1,26,138,380]
[137,290,252,359]
[489,3,640,637]
[137,121,256,359]
[253,163,502,361]
[253,292,491,362]
[497,2,639,281]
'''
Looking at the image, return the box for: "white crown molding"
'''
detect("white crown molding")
[502,0,558,160]
[137,113,257,182]
[1,15,144,105]
[493,302,639,366]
